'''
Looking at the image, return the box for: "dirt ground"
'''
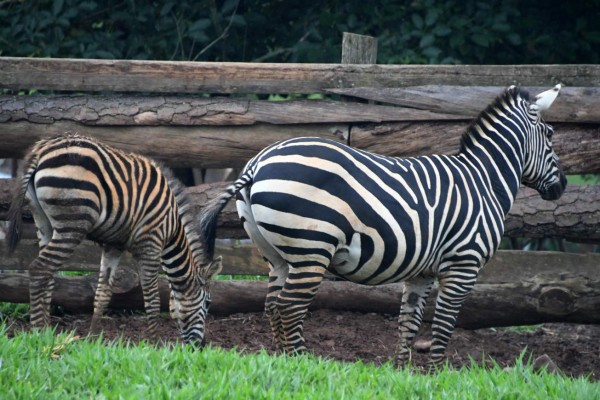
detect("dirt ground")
[5,309,599,380]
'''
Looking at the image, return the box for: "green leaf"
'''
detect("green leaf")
[411,13,424,30]
[433,25,451,37]
[53,0,64,16]
[425,9,438,27]
[471,34,490,47]
[507,33,521,46]
[160,2,176,17]
[189,19,211,32]
[419,34,435,48]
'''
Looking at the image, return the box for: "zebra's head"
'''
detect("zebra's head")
[518,84,566,200]
[170,255,223,348]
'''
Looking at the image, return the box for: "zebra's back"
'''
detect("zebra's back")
[28,135,178,249]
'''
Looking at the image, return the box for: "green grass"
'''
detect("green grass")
[0,326,598,400]
[0,302,28,321]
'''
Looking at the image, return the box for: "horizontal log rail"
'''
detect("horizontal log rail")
[1,250,599,328]
[1,57,599,94]
[0,121,597,172]
[2,86,596,125]
[2,180,600,241]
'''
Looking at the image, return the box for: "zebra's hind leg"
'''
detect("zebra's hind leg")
[131,247,162,338]
[428,268,479,368]
[395,275,434,368]
[265,259,289,351]
[90,246,123,334]
[276,265,326,355]
[29,232,85,328]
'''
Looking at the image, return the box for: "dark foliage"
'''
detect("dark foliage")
[0,0,598,64]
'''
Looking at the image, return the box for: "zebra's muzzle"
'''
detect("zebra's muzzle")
[540,172,567,201]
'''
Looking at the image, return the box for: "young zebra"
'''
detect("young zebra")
[7,134,222,345]
[200,85,565,366]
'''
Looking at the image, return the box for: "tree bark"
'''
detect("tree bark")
[0,121,347,169]
[2,57,598,94]
[0,95,457,126]
[1,250,599,328]
[327,86,600,123]
[0,120,598,173]
[350,121,600,175]
[2,180,600,241]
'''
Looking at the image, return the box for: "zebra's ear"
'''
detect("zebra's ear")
[202,256,223,281]
[530,84,561,112]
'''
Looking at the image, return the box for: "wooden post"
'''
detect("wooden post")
[341,32,378,64]
[341,32,378,145]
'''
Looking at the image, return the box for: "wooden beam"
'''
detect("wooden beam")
[2,250,599,328]
[350,121,600,174]
[0,121,347,169]
[0,239,268,276]
[0,95,461,126]
[327,86,600,123]
[0,120,598,173]
[1,57,598,93]
[2,180,600,242]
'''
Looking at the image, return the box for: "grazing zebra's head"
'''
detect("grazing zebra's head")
[166,175,224,348]
[518,84,566,200]
[169,256,223,347]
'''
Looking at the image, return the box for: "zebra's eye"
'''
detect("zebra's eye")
[546,127,554,140]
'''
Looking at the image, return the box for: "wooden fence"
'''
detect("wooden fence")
[1,34,600,328]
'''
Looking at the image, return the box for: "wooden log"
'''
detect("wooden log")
[327,86,600,123]
[1,57,598,94]
[0,120,599,173]
[1,250,599,328]
[0,238,268,277]
[0,95,459,126]
[0,121,347,168]
[350,121,600,175]
[2,180,600,242]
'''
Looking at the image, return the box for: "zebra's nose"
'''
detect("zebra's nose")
[541,180,566,201]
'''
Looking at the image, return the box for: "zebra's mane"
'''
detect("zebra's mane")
[158,165,207,267]
[459,86,530,153]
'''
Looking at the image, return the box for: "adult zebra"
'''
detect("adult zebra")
[200,85,565,366]
[7,135,222,345]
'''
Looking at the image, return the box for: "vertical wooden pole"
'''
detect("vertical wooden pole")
[341,32,378,146]
[341,32,378,64]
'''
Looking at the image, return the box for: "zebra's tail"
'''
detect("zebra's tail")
[7,149,41,255]
[199,171,254,260]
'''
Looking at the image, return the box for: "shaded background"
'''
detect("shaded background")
[1,0,599,64]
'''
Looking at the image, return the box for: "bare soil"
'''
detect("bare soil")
[5,309,599,380]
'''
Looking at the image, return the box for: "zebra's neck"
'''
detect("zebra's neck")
[161,166,206,279]
[458,105,526,217]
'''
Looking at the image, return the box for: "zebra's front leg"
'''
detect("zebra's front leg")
[90,246,123,334]
[276,265,325,355]
[395,275,434,368]
[428,268,479,367]
[265,260,289,351]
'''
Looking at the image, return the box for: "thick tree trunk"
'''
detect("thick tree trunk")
[3,180,600,241]
[1,250,599,328]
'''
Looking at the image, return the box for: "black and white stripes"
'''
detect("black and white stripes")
[7,134,222,345]
[201,85,565,365]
